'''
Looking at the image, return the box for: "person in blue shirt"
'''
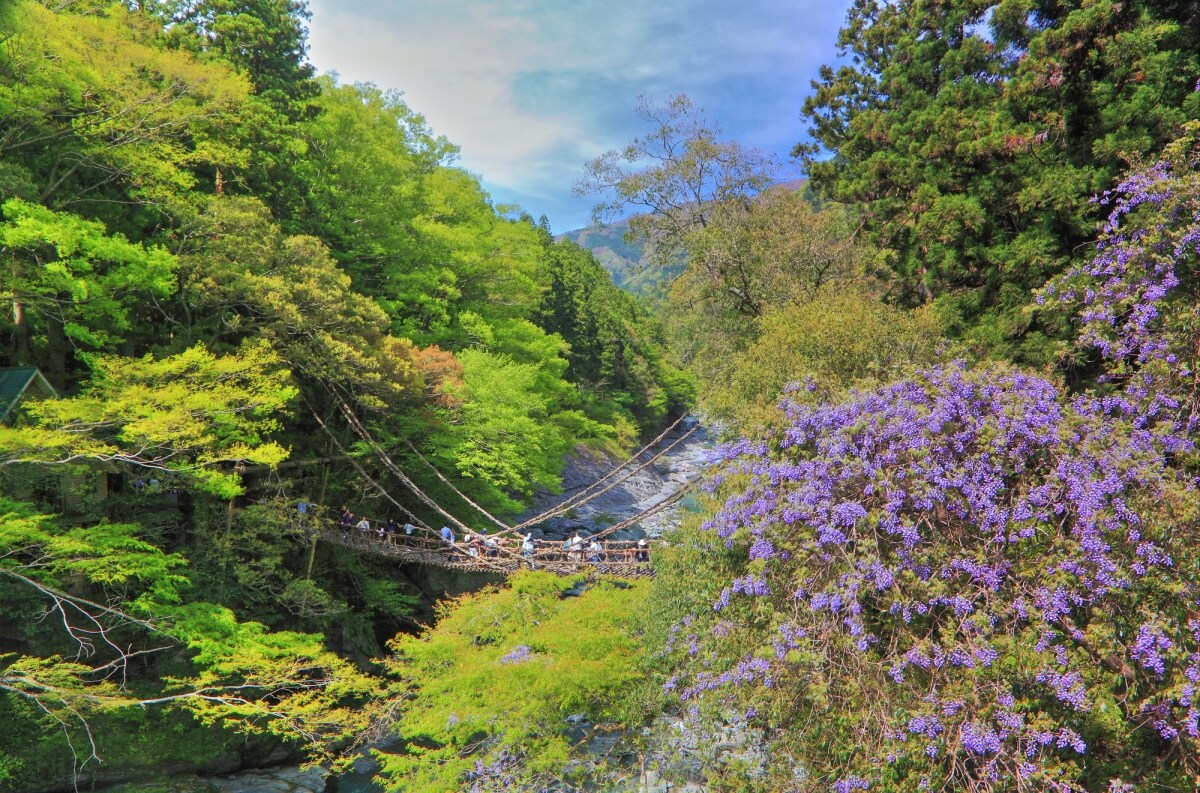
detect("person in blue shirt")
[440,525,455,544]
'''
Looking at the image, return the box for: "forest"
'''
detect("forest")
[3,0,1200,792]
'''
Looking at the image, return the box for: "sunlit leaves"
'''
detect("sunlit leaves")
[431,349,567,502]
[0,3,251,217]
[2,341,294,497]
[182,197,422,409]
[381,572,649,793]
[0,199,177,364]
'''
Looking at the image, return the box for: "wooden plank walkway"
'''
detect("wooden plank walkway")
[310,525,655,578]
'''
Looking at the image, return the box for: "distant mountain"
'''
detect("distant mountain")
[557,218,680,296]
[561,178,808,296]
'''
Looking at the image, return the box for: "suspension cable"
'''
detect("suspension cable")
[307,405,432,531]
[404,441,514,533]
[511,423,698,530]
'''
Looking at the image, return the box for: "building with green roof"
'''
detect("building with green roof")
[0,366,57,423]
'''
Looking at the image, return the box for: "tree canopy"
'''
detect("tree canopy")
[798,0,1200,362]
[0,1,691,786]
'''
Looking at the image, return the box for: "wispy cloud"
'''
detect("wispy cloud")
[307,0,851,231]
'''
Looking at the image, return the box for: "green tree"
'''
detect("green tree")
[681,191,868,317]
[536,236,693,429]
[293,81,549,352]
[702,288,945,427]
[0,341,293,497]
[0,2,251,226]
[799,0,1200,362]
[0,199,177,384]
[0,342,383,783]
[380,572,650,793]
[139,0,318,111]
[659,194,882,426]
[428,349,569,506]
[179,197,423,410]
[0,497,384,783]
[293,78,453,296]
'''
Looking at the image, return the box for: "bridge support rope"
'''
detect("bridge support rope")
[308,391,700,573]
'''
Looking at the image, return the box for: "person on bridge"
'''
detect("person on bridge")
[404,522,416,541]
[521,534,535,558]
[440,525,455,544]
[384,517,400,544]
[356,516,371,536]
[636,539,649,563]
[339,507,354,537]
[587,538,603,563]
[567,532,584,564]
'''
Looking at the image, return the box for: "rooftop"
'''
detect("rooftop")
[0,367,58,421]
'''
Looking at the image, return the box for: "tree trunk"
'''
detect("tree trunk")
[11,298,31,365]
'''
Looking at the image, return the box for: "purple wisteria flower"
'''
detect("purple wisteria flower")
[669,133,1200,793]
[498,644,532,664]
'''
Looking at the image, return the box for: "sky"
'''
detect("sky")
[305,0,854,233]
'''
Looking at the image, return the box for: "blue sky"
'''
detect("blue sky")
[306,0,853,233]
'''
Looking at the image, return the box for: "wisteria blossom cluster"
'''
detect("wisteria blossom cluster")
[498,644,533,664]
[466,748,524,793]
[674,129,1200,792]
[1046,126,1200,415]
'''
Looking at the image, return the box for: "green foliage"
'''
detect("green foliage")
[1,342,294,497]
[292,78,454,306]
[0,495,388,774]
[181,196,423,409]
[799,0,1200,359]
[662,196,881,427]
[162,600,388,760]
[0,1,695,785]
[0,497,187,607]
[680,192,869,317]
[0,198,177,380]
[154,0,319,110]
[186,500,344,624]
[536,236,694,430]
[430,349,569,503]
[0,3,251,223]
[380,572,651,793]
[702,288,946,427]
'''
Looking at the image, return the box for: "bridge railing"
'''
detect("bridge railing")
[302,509,653,573]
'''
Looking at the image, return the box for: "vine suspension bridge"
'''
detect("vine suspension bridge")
[303,405,705,579]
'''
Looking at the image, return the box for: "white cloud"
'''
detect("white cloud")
[306,0,851,231]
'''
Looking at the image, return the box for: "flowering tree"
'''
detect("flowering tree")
[666,125,1200,791]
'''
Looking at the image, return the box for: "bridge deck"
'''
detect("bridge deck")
[311,527,655,578]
